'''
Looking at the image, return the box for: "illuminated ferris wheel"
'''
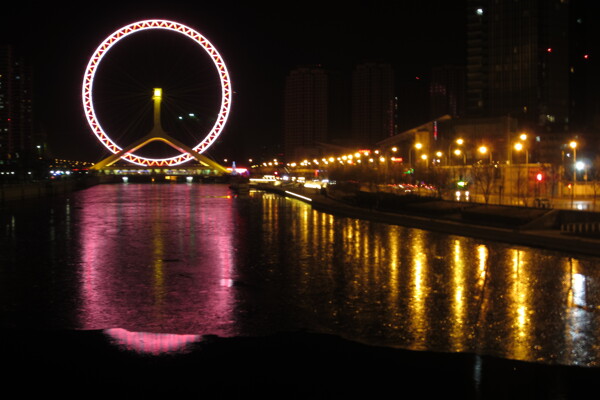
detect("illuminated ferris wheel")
[82,19,232,168]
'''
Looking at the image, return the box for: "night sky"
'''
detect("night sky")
[2,1,466,165]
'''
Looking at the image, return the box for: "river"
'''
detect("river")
[1,183,599,394]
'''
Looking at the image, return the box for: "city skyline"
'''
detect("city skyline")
[2,1,598,167]
[2,1,467,165]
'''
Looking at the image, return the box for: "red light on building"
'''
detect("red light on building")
[536,173,543,182]
[547,48,552,53]
[584,54,589,59]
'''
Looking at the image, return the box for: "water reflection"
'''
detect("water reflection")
[76,184,237,336]
[2,184,600,366]
[105,328,200,354]
[564,258,598,366]
[249,189,600,367]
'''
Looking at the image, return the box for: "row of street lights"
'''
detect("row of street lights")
[414,139,491,166]
[266,133,586,209]
[278,135,582,177]
[281,138,500,170]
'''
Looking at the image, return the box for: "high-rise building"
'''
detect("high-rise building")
[0,45,35,166]
[569,0,600,135]
[466,0,570,133]
[430,65,466,120]
[351,62,395,147]
[466,2,487,118]
[283,66,328,161]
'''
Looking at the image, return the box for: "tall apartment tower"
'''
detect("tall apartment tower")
[466,2,487,118]
[466,0,570,132]
[569,0,600,134]
[0,45,34,165]
[284,66,328,161]
[351,63,395,147]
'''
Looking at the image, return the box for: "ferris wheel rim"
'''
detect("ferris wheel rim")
[81,19,232,167]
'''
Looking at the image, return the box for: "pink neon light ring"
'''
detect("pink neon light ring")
[82,19,232,167]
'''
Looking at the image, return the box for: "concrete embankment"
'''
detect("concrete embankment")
[254,184,600,258]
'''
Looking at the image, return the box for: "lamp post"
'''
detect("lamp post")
[478,146,492,163]
[513,142,529,165]
[454,149,466,165]
[435,151,443,165]
[514,142,529,202]
[449,138,464,163]
[411,142,422,168]
[570,141,577,208]
[519,135,529,186]
[453,149,466,181]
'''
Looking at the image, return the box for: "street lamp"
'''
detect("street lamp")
[421,153,428,169]
[478,146,492,163]
[570,141,577,208]
[576,161,588,182]
[514,141,523,151]
[513,142,530,201]
[449,139,465,164]
[513,142,528,165]
[435,151,443,165]
[410,142,422,166]
[454,149,466,165]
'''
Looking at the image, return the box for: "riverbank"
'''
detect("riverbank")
[253,183,600,257]
[0,175,102,204]
[2,327,597,397]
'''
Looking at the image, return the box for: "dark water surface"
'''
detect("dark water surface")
[2,183,600,394]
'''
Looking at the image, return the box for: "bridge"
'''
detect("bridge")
[91,88,229,178]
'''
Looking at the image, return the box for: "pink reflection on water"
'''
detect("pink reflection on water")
[77,184,237,335]
[104,328,200,354]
